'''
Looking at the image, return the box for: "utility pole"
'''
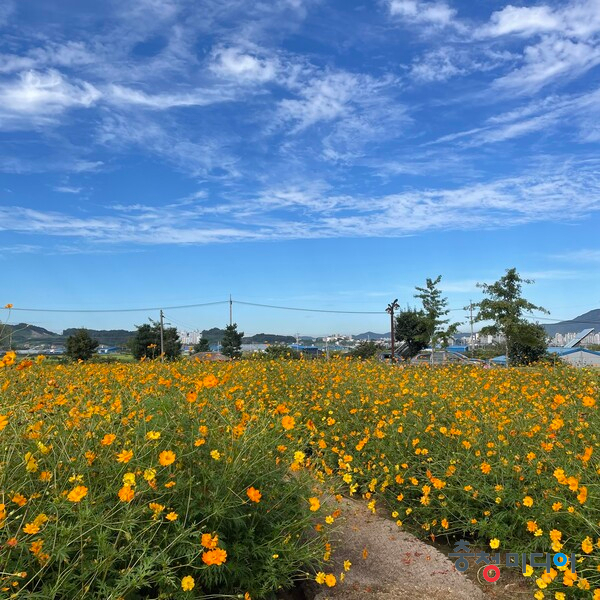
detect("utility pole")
[159,309,165,362]
[229,294,233,327]
[469,300,474,350]
[386,299,399,363]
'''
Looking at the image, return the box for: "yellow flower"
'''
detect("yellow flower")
[523,496,534,507]
[210,449,221,460]
[123,472,136,486]
[24,452,38,473]
[523,564,534,577]
[159,450,176,466]
[294,450,306,462]
[315,572,326,584]
[143,468,156,481]
[181,576,195,592]
[166,512,178,521]
[489,538,500,549]
[309,497,320,511]
[0,414,8,431]
[325,574,336,587]
[67,485,88,503]
[344,560,352,571]
[146,431,161,440]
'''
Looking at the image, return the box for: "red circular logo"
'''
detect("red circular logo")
[482,565,501,583]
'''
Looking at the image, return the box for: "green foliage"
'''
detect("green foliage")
[263,344,301,359]
[65,328,99,361]
[349,340,384,359]
[192,338,211,353]
[508,321,549,365]
[394,309,429,358]
[221,323,244,359]
[414,275,460,349]
[475,268,549,366]
[130,321,182,360]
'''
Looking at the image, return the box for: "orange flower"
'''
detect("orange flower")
[67,485,88,503]
[281,416,295,430]
[309,497,320,511]
[116,449,133,463]
[165,512,178,521]
[12,493,27,507]
[23,523,41,534]
[101,433,116,446]
[202,548,227,566]
[201,533,219,549]
[159,450,176,466]
[118,485,135,503]
[247,487,262,503]
[0,414,8,431]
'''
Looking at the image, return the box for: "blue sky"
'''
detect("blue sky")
[1,0,600,336]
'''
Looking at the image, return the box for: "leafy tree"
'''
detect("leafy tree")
[66,328,99,361]
[414,275,461,351]
[349,340,385,360]
[395,309,430,359]
[508,321,549,366]
[130,321,182,361]
[193,338,211,353]
[475,268,549,366]
[263,344,301,360]
[221,323,244,359]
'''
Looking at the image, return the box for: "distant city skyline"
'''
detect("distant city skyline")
[1,0,600,333]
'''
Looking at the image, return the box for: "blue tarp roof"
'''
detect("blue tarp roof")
[492,348,600,364]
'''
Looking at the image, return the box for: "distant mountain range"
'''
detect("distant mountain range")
[0,324,135,348]
[354,331,391,340]
[541,309,600,337]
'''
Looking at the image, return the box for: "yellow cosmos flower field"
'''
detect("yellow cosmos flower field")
[0,354,599,598]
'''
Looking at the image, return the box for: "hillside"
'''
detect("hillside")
[542,309,600,337]
[354,331,391,340]
[0,323,62,347]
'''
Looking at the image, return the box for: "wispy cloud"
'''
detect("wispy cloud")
[388,0,458,28]
[2,163,599,247]
[53,186,82,194]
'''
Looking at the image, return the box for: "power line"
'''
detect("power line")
[1,301,229,314]
[233,300,384,315]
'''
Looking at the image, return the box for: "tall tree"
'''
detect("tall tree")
[414,276,460,352]
[395,308,430,359]
[66,328,99,361]
[130,321,182,361]
[221,323,244,359]
[474,268,549,366]
[193,338,211,353]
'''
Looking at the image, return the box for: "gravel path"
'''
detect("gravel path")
[314,498,485,600]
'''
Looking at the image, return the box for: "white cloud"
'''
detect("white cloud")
[107,84,235,109]
[0,70,100,126]
[483,5,561,37]
[388,0,457,27]
[493,36,600,93]
[551,249,600,262]
[209,47,278,84]
[53,186,82,194]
